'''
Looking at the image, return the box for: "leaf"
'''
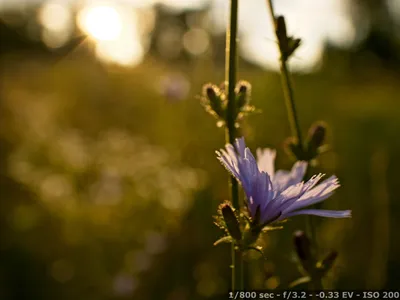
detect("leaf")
[261,226,284,233]
[213,215,225,229]
[213,236,233,246]
[246,246,267,261]
[275,219,288,224]
[289,276,311,288]
[287,38,301,58]
[243,213,252,225]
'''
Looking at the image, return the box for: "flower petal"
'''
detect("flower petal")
[289,161,308,184]
[281,209,351,219]
[272,161,308,192]
[216,149,240,180]
[256,148,276,176]
[235,137,246,157]
[248,173,269,217]
[216,138,349,226]
[236,148,259,193]
[284,176,340,212]
[301,173,326,192]
[271,182,306,215]
[225,144,238,165]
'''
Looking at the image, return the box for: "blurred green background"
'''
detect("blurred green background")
[1,0,400,299]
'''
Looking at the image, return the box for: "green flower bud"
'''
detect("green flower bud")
[275,16,301,61]
[287,37,301,58]
[201,83,224,118]
[307,121,327,149]
[293,231,314,274]
[294,231,312,261]
[305,121,328,160]
[235,80,252,110]
[221,203,242,242]
[275,16,288,46]
[317,250,338,275]
[284,137,305,161]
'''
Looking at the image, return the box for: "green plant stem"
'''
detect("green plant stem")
[278,62,304,144]
[225,0,239,149]
[310,275,323,291]
[266,0,322,290]
[225,0,243,291]
[303,167,322,293]
[266,0,303,147]
[303,168,317,250]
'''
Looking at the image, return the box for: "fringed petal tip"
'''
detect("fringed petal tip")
[342,210,352,218]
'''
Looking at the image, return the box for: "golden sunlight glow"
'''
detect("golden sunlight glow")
[77,3,144,67]
[78,4,123,41]
[182,28,210,56]
[209,0,358,72]
[96,38,144,66]
[42,29,71,49]
[39,2,73,48]
[39,2,72,32]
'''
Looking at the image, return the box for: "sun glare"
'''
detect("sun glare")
[38,2,73,48]
[39,2,72,32]
[209,0,358,72]
[96,38,144,66]
[77,3,145,67]
[78,4,123,41]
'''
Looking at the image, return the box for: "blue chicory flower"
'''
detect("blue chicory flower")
[216,137,351,225]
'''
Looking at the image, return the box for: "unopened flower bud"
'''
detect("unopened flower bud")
[275,16,288,45]
[287,37,301,58]
[235,81,251,109]
[284,137,304,160]
[202,83,224,118]
[293,230,312,262]
[317,250,338,274]
[275,16,301,61]
[221,203,242,242]
[307,122,327,149]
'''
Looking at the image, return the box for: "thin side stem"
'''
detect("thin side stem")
[303,167,317,249]
[310,276,323,292]
[279,62,304,145]
[266,0,303,147]
[225,0,243,291]
[225,0,239,206]
[303,167,322,293]
[266,0,322,290]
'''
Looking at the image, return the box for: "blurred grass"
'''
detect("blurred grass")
[0,51,399,299]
